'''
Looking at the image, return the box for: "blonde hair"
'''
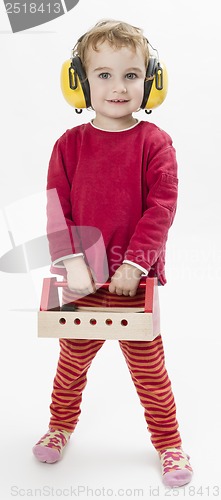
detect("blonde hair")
[72,19,149,70]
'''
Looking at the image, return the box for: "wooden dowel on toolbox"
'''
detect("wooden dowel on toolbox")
[54,281,147,288]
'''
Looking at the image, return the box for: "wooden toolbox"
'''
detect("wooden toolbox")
[38,277,160,341]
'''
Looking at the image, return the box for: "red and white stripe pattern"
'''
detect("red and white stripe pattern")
[61,285,147,309]
[49,287,181,451]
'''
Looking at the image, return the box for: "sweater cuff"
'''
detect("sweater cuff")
[52,253,84,268]
[122,260,149,276]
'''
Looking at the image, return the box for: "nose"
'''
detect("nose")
[112,79,127,94]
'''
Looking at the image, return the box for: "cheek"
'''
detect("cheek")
[89,81,104,101]
[131,84,144,107]
[88,85,98,107]
[136,80,145,96]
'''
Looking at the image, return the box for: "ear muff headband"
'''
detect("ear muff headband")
[60,49,168,111]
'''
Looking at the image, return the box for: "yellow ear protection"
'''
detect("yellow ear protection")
[61,56,91,111]
[60,42,168,113]
[141,56,168,112]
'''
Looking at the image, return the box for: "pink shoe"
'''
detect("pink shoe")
[160,447,193,487]
[32,429,71,464]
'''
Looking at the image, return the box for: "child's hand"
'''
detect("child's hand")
[108,263,142,296]
[63,256,95,295]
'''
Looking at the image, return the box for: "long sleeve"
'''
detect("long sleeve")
[46,135,83,269]
[124,135,178,273]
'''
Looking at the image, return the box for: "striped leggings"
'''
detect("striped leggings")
[49,287,182,452]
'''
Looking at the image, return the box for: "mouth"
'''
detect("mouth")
[107,99,129,103]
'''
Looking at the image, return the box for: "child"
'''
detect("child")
[33,20,193,488]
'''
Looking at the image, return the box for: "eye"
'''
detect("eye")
[126,73,137,80]
[98,72,110,79]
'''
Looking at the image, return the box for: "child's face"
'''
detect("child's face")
[86,41,146,127]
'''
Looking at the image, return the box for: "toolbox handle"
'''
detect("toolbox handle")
[54,281,147,288]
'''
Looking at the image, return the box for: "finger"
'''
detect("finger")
[68,288,82,294]
[87,269,96,292]
[91,281,97,293]
[108,282,116,294]
[115,287,123,295]
[68,287,92,295]
[129,289,136,297]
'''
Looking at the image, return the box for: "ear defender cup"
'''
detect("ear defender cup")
[60,55,168,111]
[141,57,168,110]
[60,56,91,109]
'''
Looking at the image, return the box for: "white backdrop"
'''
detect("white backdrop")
[1,1,221,498]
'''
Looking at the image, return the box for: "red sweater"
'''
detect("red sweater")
[46,120,178,285]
